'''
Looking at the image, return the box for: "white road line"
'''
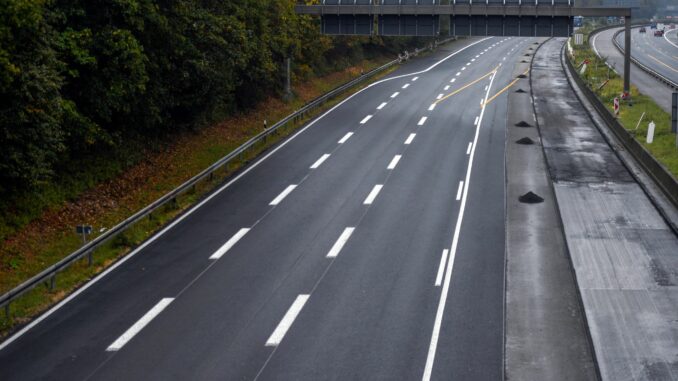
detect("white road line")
[436,94,443,100]
[485,85,488,91]
[474,116,479,126]
[444,85,450,91]
[450,78,456,83]
[456,72,461,76]
[107,298,174,351]
[434,250,449,287]
[412,76,419,81]
[466,142,472,155]
[270,185,297,206]
[387,155,402,170]
[363,184,384,205]
[461,67,466,71]
[265,295,309,346]
[471,58,476,62]
[422,66,498,381]
[418,116,428,126]
[503,57,506,61]
[455,181,464,201]
[310,154,330,169]
[475,55,480,58]
[338,132,353,144]
[326,227,355,258]
[402,83,410,89]
[391,92,400,98]
[209,228,251,260]
[360,115,373,124]
[405,133,416,145]
[466,62,471,66]
[428,103,436,111]
[0,37,496,352]
[377,102,388,110]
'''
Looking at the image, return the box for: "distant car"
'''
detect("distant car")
[654,30,664,37]
[651,24,658,29]
[639,27,646,33]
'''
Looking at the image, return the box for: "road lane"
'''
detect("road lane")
[1,36,536,381]
[617,27,678,84]
[592,27,673,112]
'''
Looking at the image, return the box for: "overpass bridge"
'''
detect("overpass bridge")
[296,0,634,93]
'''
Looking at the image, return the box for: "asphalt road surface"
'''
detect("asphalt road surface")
[591,27,674,112]
[1,37,540,381]
[617,26,678,85]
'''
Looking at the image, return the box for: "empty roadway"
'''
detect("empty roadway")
[1,36,541,380]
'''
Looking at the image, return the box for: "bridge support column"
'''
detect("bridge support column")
[623,17,631,97]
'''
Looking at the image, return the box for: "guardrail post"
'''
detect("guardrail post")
[49,275,55,291]
[87,250,93,266]
[4,303,9,320]
[623,17,631,96]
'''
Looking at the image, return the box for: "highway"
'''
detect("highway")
[617,26,678,85]
[592,26,675,112]
[0,37,548,380]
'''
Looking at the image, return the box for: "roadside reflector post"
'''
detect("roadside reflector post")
[647,121,656,144]
[614,97,620,117]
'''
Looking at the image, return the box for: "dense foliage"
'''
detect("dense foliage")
[0,0,421,233]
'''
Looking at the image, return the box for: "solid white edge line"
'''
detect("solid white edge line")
[265,294,310,347]
[209,228,251,260]
[434,249,449,287]
[405,133,416,145]
[664,29,678,49]
[326,227,355,258]
[360,115,373,124]
[363,184,384,205]
[106,298,174,351]
[0,36,493,352]
[466,142,472,155]
[391,92,400,98]
[387,155,402,170]
[310,154,331,169]
[455,181,464,201]
[418,116,428,126]
[422,67,498,381]
[338,132,353,144]
[269,185,297,206]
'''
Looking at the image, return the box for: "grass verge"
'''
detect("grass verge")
[0,56,400,338]
[568,29,678,178]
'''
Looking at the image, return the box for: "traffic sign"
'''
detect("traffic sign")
[613,97,620,116]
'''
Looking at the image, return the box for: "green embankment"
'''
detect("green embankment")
[569,26,678,178]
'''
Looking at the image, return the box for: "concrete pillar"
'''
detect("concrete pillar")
[623,16,631,96]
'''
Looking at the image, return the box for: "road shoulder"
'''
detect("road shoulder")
[533,37,678,381]
[504,39,598,381]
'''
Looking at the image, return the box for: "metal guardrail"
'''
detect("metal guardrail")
[0,37,456,317]
[611,26,678,89]
[563,41,678,220]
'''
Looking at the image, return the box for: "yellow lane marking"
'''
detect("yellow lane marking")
[434,66,499,105]
[648,54,678,73]
[484,69,530,106]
